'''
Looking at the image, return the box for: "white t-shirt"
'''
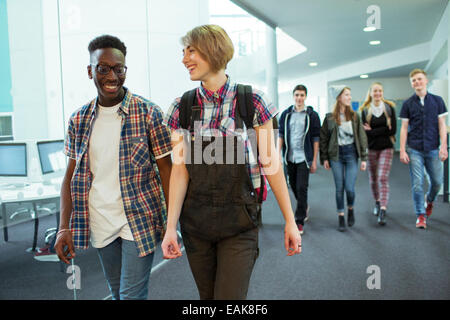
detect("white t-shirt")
[88,103,134,248]
[338,113,354,146]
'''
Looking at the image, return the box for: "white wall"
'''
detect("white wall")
[6,0,211,141]
[329,77,413,105]
[278,71,328,121]
[57,0,151,123]
[42,0,64,140]
[426,0,449,126]
[45,0,209,125]
[429,79,449,109]
[433,60,448,80]
[7,0,49,140]
[277,75,414,125]
[211,6,269,97]
[147,0,209,112]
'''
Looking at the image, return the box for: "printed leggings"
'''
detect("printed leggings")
[367,148,394,208]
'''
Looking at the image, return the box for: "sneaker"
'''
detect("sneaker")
[34,247,59,262]
[37,243,51,253]
[425,202,433,218]
[297,224,304,235]
[416,215,427,229]
[373,201,380,216]
[304,206,310,222]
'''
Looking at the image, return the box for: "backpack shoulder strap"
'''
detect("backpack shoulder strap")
[236,84,268,203]
[179,88,197,130]
[384,103,393,117]
[236,84,255,129]
[361,107,366,118]
[366,106,372,124]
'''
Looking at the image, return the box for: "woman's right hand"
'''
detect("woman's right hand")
[54,230,76,264]
[161,228,182,259]
[323,160,330,170]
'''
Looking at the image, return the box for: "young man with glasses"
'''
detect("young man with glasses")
[54,35,172,300]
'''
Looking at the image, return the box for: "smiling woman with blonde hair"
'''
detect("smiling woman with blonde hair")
[360,82,396,226]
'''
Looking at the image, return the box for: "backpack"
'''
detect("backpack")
[178,84,278,203]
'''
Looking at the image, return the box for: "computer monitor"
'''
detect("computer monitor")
[36,139,65,185]
[0,143,27,176]
[0,142,30,188]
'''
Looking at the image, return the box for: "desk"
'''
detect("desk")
[0,183,60,251]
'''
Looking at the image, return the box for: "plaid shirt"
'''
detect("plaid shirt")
[65,88,172,257]
[163,77,277,189]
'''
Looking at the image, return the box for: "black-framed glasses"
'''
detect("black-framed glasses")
[92,64,127,76]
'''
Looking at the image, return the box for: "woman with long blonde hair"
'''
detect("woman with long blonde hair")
[320,86,368,232]
[360,82,396,225]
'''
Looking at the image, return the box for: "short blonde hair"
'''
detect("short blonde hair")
[181,25,234,73]
[409,68,427,79]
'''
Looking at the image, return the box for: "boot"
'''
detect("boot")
[378,209,386,226]
[338,215,346,232]
[373,201,380,216]
[348,208,355,227]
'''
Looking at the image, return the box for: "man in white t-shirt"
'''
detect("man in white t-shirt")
[54,35,172,300]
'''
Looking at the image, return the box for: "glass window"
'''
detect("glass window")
[0,0,209,300]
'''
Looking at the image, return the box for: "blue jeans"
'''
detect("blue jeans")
[330,144,359,213]
[407,148,443,216]
[97,237,154,300]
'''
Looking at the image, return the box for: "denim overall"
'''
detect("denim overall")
[179,103,261,299]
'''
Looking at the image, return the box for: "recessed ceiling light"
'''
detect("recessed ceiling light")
[360,74,369,79]
[369,40,381,45]
[364,26,376,32]
[309,62,318,67]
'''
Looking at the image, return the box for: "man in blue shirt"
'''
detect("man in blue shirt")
[399,69,448,229]
[278,85,321,235]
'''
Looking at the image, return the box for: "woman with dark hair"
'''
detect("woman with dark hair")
[161,25,301,300]
[320,86,368,232]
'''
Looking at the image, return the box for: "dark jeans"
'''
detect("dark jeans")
[286,161,309,225]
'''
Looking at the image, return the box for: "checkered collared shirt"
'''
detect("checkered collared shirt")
[164,77,277,189]
[65,88,172,257]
